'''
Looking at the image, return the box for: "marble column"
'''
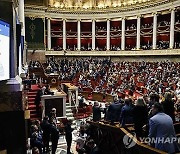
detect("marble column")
[63,19,66,50]
[107,19,110,50]
[136,16,141,50]
[18,0,25,72]
[47,18,51,50]
[18,0,25,37]
[77,20,81,50]
[153,13,157,50]
[13,5,17,77]
[121,18,125,50]
[170,9,175,49]
[92,20,96,50]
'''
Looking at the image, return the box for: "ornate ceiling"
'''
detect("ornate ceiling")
[48,0,163,10]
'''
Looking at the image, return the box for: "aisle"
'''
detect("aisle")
[56,119,85,154]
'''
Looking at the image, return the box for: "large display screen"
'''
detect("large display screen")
[0,19,10,81]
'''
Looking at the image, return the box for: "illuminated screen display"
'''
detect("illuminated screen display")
[0,19,10,81]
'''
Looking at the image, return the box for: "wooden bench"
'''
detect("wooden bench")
[87,121,167,154]
[92,92,104,102]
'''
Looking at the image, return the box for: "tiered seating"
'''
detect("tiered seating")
[73,105,93,119]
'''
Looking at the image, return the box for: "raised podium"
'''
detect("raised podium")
[41,88,67,118]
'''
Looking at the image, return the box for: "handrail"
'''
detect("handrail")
[87,121,167,154]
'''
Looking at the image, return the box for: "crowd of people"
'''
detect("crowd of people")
[29,107,102,154]
[28,57,180,153]
[29,108,75,154]
[91,92,180,153]
[29,108,59,154]
[44,57,180,98]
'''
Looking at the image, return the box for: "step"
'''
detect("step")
[30,113,38,118]
[66,109,72,114]
[30,117,40,121]
[67,117,74,121]
[66,105,76,108]
[28,104,36,110]
[29,89,39,92]
[28,101,35,105]
[66,106,72,109]
[66,113,73,117]
[28,95,36,98]
[31,85,39,90]
[28,98,35,101]
[28,91,37,95]
[30,110,36,114]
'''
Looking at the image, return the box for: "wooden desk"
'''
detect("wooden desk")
[62,83,78,90]
[81,91,89,99]
[92,92,104,102]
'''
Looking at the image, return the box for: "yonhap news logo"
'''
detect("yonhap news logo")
[123,133,137,148]
[123,133,179,149]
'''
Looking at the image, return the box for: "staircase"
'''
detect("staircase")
[66,102,77,128]
[66,103,75,120]
[27,85,40,120]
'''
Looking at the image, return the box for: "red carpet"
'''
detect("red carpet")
[73,105,92,119]
[27,85,40,120]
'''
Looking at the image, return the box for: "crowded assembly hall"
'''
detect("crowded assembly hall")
[1,0,180,154]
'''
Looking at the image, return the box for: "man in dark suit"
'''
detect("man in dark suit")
[119,98,134,126]
[50,118,59,154]
[107,98,123,123]
[40,116,51,153]
[92,102,103,122]
[64,120,74,154]
[34,87,43,117]
[149,103,179,153]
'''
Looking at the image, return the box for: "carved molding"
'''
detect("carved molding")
[44,49,180,56]
[25,0,180,20]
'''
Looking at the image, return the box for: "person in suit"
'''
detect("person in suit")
[92,102,103,122]
[148,103,179,153]
[49,108,57,125]
[34,87,43,117]
[133,97,148,137]
[162,92,175,122]
[119,98,134,127]
[103,102,110,121]
[50,118,59,154]
[64,120,74,154]
[40,116,51,153]
[107,98,123,123]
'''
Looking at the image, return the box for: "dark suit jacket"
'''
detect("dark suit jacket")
[108,103,123,122]
[35,89,43,105]
[93,106,102,122]
[119,104,134,126]
[162,100,175,122]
